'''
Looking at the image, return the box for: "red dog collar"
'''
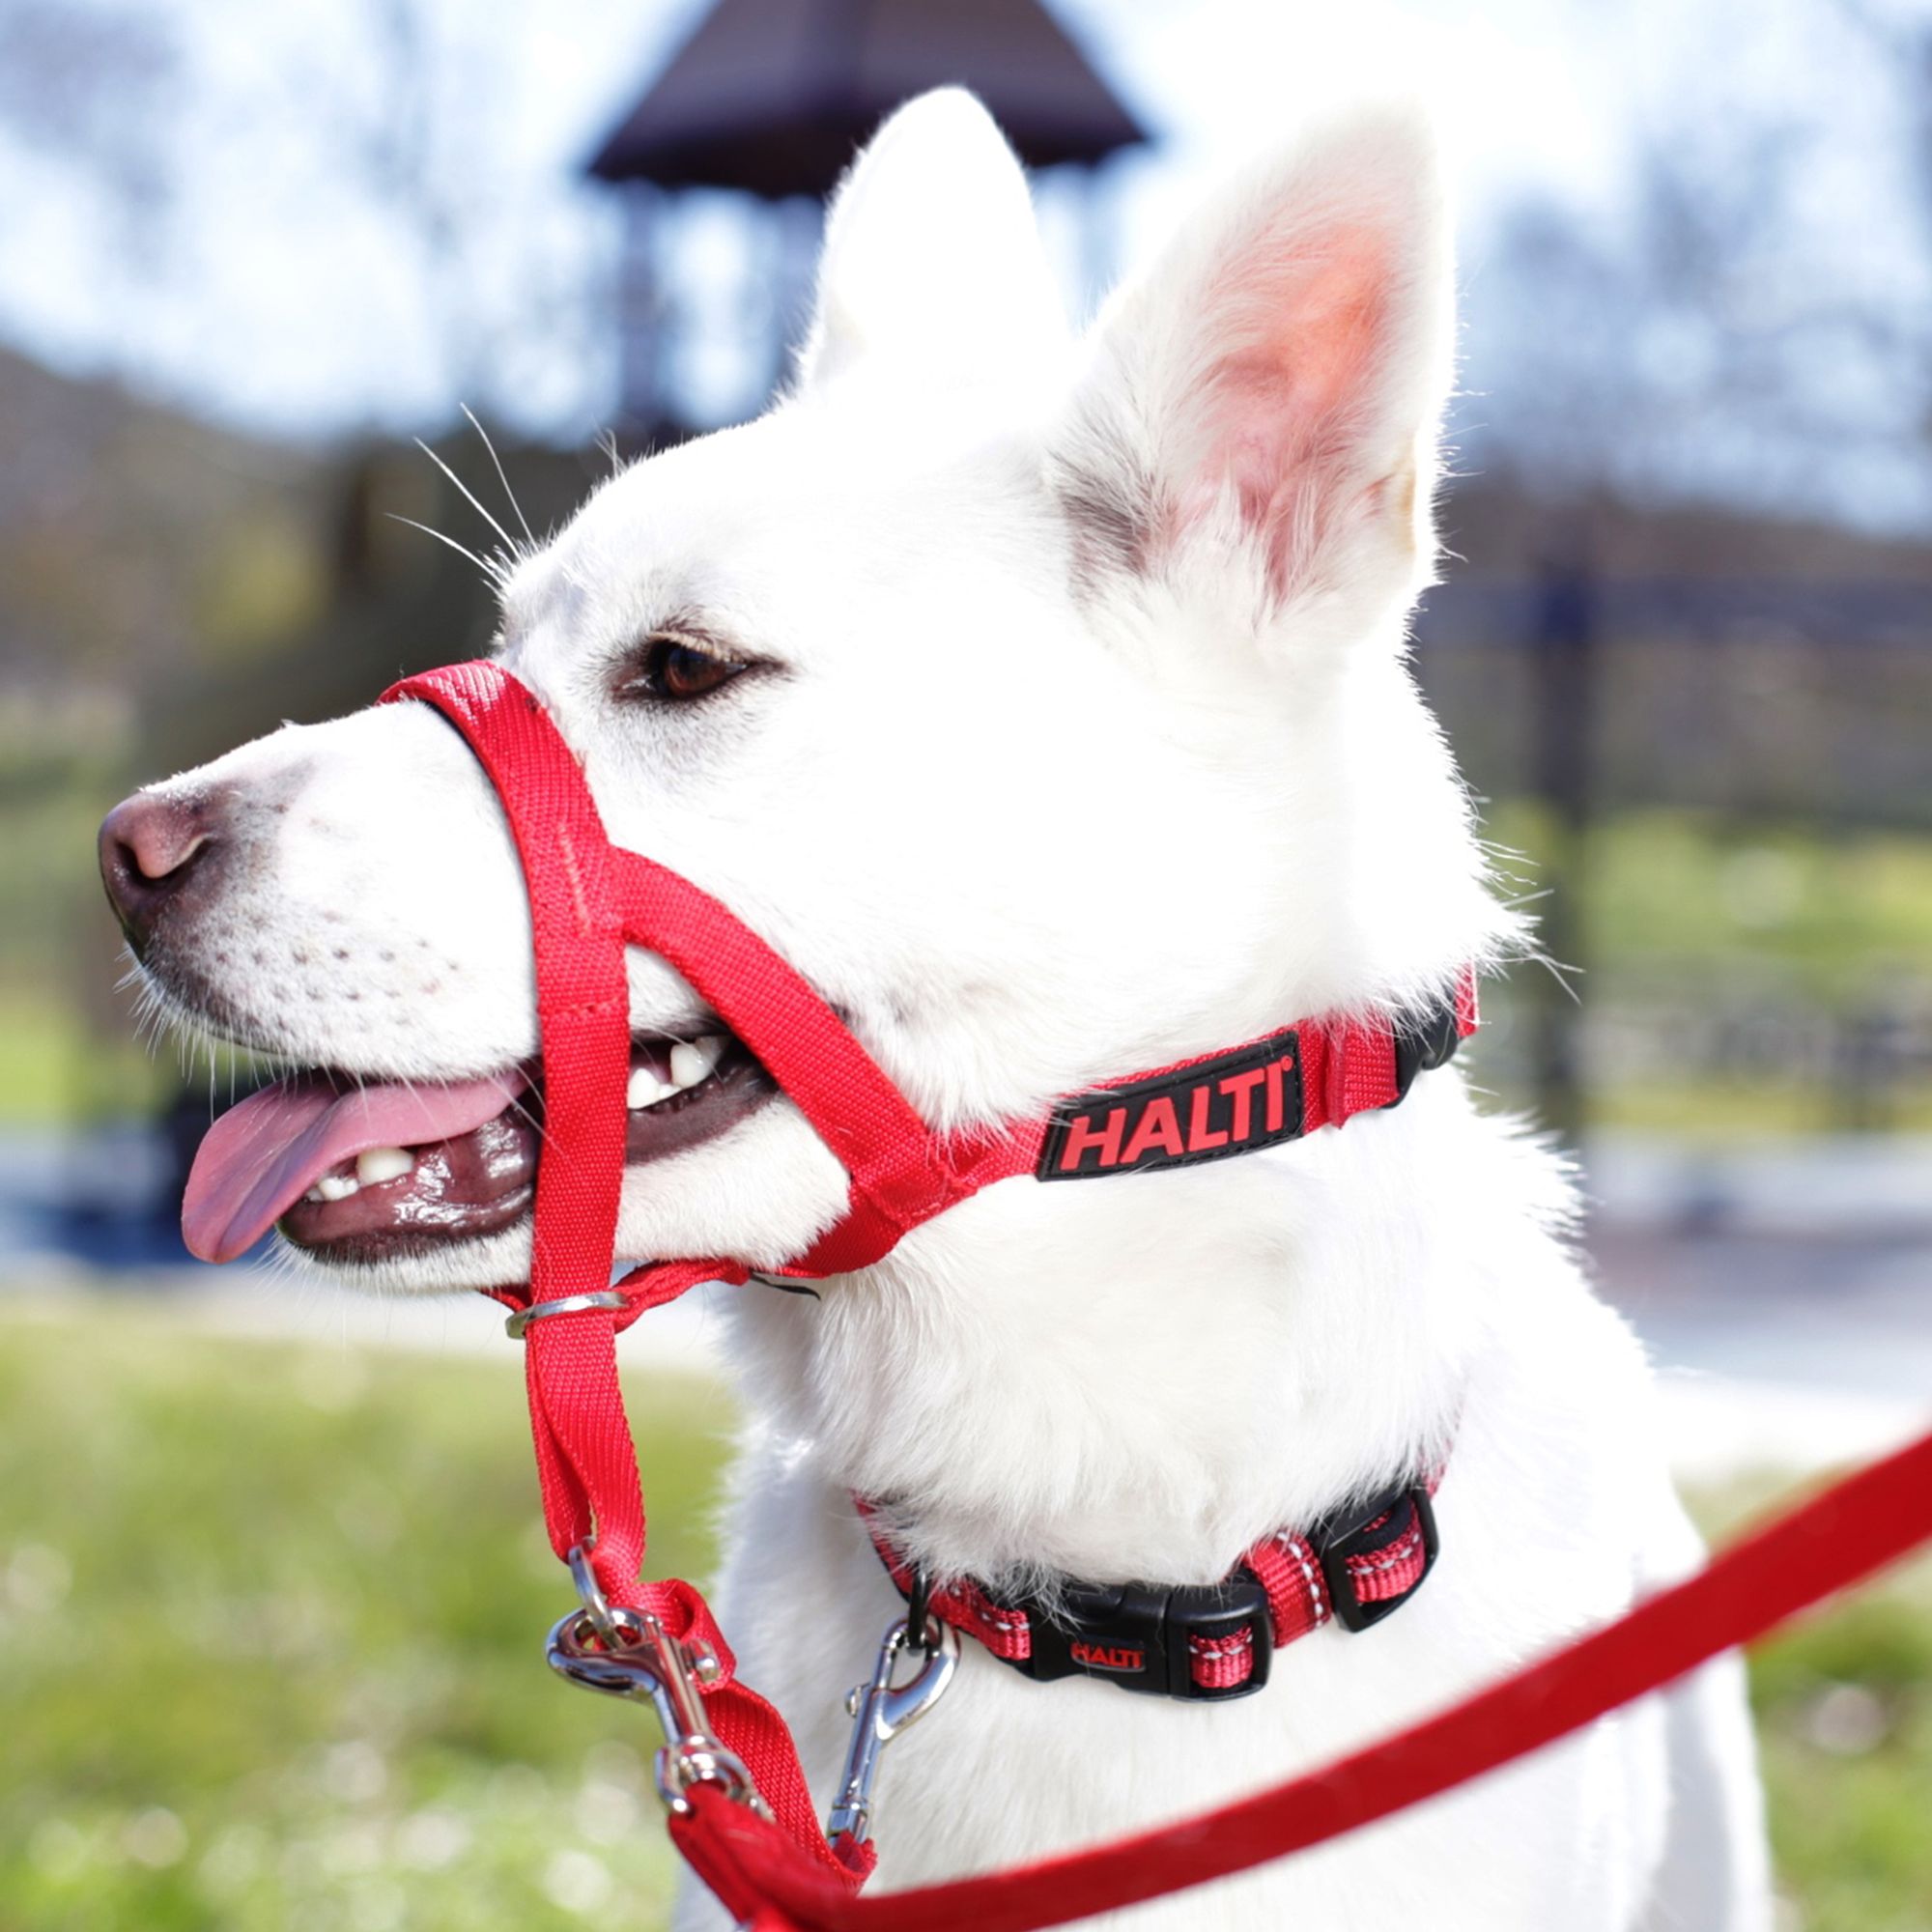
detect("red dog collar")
[859,1474,1440,1702]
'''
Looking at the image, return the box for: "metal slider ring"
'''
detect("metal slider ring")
[503,1290,631,1340]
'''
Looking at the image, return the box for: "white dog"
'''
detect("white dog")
[100,89,1770,1929]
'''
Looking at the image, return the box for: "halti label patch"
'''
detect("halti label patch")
[1068,1638,1146,1673]
[1037,1030,1304,1180]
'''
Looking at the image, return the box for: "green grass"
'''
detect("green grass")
[1755,1592,1932,1932]
[0,990,177,1129]
[1482,805,1932,990]
[1472,803,1932,1133]
[2,1306,1927,1930]
[1699,1475,1932,1932]
[1,1305,723,1931]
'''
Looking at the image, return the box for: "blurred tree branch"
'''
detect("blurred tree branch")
[0,0,617,436]
[1475,0,1932,525]
[0,0,181,252]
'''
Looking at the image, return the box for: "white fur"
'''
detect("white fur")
[128,90,1770,1928]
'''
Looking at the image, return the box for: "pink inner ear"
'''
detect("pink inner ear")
[1194,230,1393,598]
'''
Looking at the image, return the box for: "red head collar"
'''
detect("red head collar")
[384,658,1474,1302]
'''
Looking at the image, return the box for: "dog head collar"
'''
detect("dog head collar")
[380,656,1479,1374]
[380,658,1477,1331]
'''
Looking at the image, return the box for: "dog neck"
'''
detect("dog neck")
[723,1067,1511,1592]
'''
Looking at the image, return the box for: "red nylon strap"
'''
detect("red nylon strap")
[672,1425,1932,1932]
[489,1287,811,1852]
[854,1500,1035,1663]
[383,665,864,1884]
[383,664,956,1277]
[937,991,1476,1203]
[1343,1497,1433,1606]
[1186,1626,1255,1693]
[1244,1530,1331,1647]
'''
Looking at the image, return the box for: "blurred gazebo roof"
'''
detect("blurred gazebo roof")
[587,0,1147,197]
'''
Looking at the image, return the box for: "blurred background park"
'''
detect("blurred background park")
[2,0,1929,1926]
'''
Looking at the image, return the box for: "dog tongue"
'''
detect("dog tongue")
[183,1071,526,1263]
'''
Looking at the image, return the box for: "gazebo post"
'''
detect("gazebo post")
[614,187,666,440]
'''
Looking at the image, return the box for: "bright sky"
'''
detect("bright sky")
[0,0,1926,530]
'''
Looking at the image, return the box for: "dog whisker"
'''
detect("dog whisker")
[1527,952,1585,1005]
[412,437,523,561]
[385,515,511,587]
[462,405,537,551]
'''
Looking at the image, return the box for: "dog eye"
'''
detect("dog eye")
[620,635,750,703]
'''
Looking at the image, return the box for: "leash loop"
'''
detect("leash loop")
[902,1564,931,1658]
[548,1605,771,1822]
[828,1615,961,1848]
[504,1289,632,1340]
[566,1540,623,1648]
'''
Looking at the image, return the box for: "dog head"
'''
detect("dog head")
[99,89,1511,1294]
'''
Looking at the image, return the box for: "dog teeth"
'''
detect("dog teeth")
[627,1037,726,1111]
[669,1036,725,1089]
[627,1065,675,1110]
[355,1146,413,1185]
[301,1147,411,1203]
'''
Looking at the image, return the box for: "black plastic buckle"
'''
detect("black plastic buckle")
[1016,1570,1274,1702]
[1316,1483,1439,1633]
[1390,997,1464,1105]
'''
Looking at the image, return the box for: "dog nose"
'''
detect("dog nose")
[99,789,221,955]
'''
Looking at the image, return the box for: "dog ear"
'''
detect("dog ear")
[1056,100,1453,649]
[795,88,1067,393]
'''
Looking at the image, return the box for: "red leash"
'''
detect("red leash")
[374,661,1932,1927]
[522,1283,1932,1930]
[668,1422,1932,1932]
